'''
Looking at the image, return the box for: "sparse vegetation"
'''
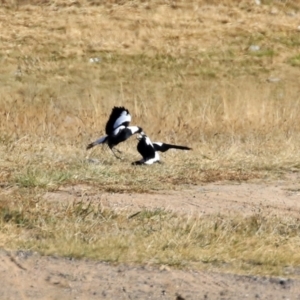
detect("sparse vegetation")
[1,192,300,277]
[1,0,300,277]
[288,54,300,67]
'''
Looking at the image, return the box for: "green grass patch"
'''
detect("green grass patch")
[14,168,73,188]
[287,55,300,67]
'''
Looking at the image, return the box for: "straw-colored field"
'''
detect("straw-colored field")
[1,0,300,298]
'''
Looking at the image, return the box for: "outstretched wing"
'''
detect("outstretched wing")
[153,142,192,153]
[105,106,131,135]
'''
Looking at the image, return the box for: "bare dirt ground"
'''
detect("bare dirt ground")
[1,249,299,300]
[2,175,300,300]
[45,173,300,218]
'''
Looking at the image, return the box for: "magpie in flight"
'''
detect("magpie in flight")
[132,132,192,165]
[87,106,142,159]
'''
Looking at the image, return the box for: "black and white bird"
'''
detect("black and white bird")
[132,132,192,165]
[87,106,143,159]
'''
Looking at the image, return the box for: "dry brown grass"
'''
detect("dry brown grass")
[1,0,300,276]
[1,190,300,277]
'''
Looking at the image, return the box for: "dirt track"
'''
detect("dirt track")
[45,173,300,218]
[2,174,300,300]
[1,248,300,300]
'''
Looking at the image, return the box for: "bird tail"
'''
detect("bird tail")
[165,144,192,151]
[86,135,108,150]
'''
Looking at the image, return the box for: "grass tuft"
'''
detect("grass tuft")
[1,195,300,276]
[14,168,72,188]
[287,54,300,67]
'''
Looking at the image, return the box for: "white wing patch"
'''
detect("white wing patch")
[112,125,125,136]
[113,112,131,130]
[145,136,152,146]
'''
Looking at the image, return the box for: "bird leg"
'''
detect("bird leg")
[114,147,122,154]
[110,147,122,160]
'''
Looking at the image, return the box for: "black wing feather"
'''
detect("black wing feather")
[105,106,130,135]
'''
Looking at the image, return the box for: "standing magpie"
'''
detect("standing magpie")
[87,106,143,159]
[132,132,192,165]
[132,132,160,165]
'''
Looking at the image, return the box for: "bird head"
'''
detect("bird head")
[137,131,146,141]
[137,127,143,134]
